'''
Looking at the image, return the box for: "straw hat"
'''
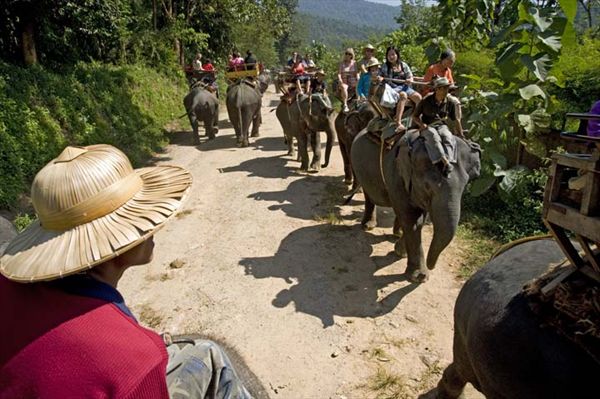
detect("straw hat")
[366,58,380,69]
[315,69,326,76]
[364,44,375,50]
[431,77,457,89]
[0,144,192,282]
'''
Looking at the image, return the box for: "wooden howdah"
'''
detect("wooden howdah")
[542,113,600,287]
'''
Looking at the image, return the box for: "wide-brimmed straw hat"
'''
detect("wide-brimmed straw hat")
[366,58,381,68]
[431,77,457,90]
[0,144,192,282]
[364,44,375,50]
[315,69,326,76]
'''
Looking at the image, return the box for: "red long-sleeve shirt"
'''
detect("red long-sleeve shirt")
[0,275,169,399]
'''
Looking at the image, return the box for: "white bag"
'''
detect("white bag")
[380,83,399,108]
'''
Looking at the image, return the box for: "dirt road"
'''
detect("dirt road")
[119,88,482,399]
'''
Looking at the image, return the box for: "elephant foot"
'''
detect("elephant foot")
[406,268,429,284]
[208,134,215,140]
[242,139,249,148]
[394,240,407,258]
[361,220,376,231]
[408,270,429,284]
[343,177,353,185]
[321,162,329,168]
[251,132,260,138]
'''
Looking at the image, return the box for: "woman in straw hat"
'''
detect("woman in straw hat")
[0,145,251,398]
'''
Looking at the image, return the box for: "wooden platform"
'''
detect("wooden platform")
[543,112,600,286]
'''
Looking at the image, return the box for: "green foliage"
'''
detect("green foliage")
[464,168,548,242]
[0,62,187,209]
[375,30,428,74]
[550,32,600,112]
[13,213,34,232]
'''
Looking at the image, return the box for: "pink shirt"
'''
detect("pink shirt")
[339,60,358,87]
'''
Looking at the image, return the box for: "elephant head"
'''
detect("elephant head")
[404,137,481,272]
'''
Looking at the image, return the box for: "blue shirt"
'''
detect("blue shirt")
[357,73,372,97]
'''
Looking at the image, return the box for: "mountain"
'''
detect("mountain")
[295,0,400,49]
[298,0,400,30]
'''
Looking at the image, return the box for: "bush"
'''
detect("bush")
[464,168,548,242]
[0,62,187,209]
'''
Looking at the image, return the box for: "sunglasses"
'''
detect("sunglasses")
[345,53,353,56]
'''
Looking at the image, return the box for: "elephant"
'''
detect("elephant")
[350,122,481,282]
[183,84,219,144]
[334,101,376,187]
[226,79,263,147]
[275,94,335,171]
[431,239,599,398]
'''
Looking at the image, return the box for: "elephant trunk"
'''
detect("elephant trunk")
[427,191,461,270]
[322,118,335,168]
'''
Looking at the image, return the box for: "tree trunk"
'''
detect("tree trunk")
[22,21,37,66]
[153,0,157,30]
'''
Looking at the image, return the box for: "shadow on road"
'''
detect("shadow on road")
[248,175,361,221]
[240,224,419,327]
[220,154,298,179]
[252,136,287,153]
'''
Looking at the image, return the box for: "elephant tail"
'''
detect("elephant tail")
[343,184,362,205]
[178,111,189,119]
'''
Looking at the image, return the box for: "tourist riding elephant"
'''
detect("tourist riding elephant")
[183,83,219,144]
[335,101,376,187]
[430,239,599,398]
[226,79,262,147]
[350,122,481,282]
[275,95,335,171]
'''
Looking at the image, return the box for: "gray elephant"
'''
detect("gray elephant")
[350,122,481,282]
[226,79,263,147]
[275,95,335,171]
[430,239,599,398]
[334,101,376,187]
[183,83,219,144]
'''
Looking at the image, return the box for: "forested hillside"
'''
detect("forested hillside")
[298,0,399,29]
[294,12,391,49]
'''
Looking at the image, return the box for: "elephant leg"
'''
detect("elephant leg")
[297,134,309,171]
[309,131,322,171]
[203,114,215,140]
[400,208,427,283]
[251,111,261,138]
[436,363,467,399]
[361,194,377,230]
[338,140,352,185]
[212,107,219,135]
[240,114,251,147]
[188,113,200,145]
[287,134,296,158]
[393,216,407,258]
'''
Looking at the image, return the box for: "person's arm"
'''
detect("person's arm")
[404,62,413,83]
[454,102,464,137]
[413,100,427,130]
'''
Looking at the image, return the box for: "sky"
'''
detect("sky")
[365,0,400,5]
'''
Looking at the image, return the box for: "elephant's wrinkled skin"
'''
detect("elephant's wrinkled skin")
[432,239,599,399]
[226,80,263,147]
[183,86,219,144]
[334,102,376,187]
[276,95,335,171]
[351,125,480,282]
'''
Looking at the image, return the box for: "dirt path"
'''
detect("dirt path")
[120,88,483,399]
